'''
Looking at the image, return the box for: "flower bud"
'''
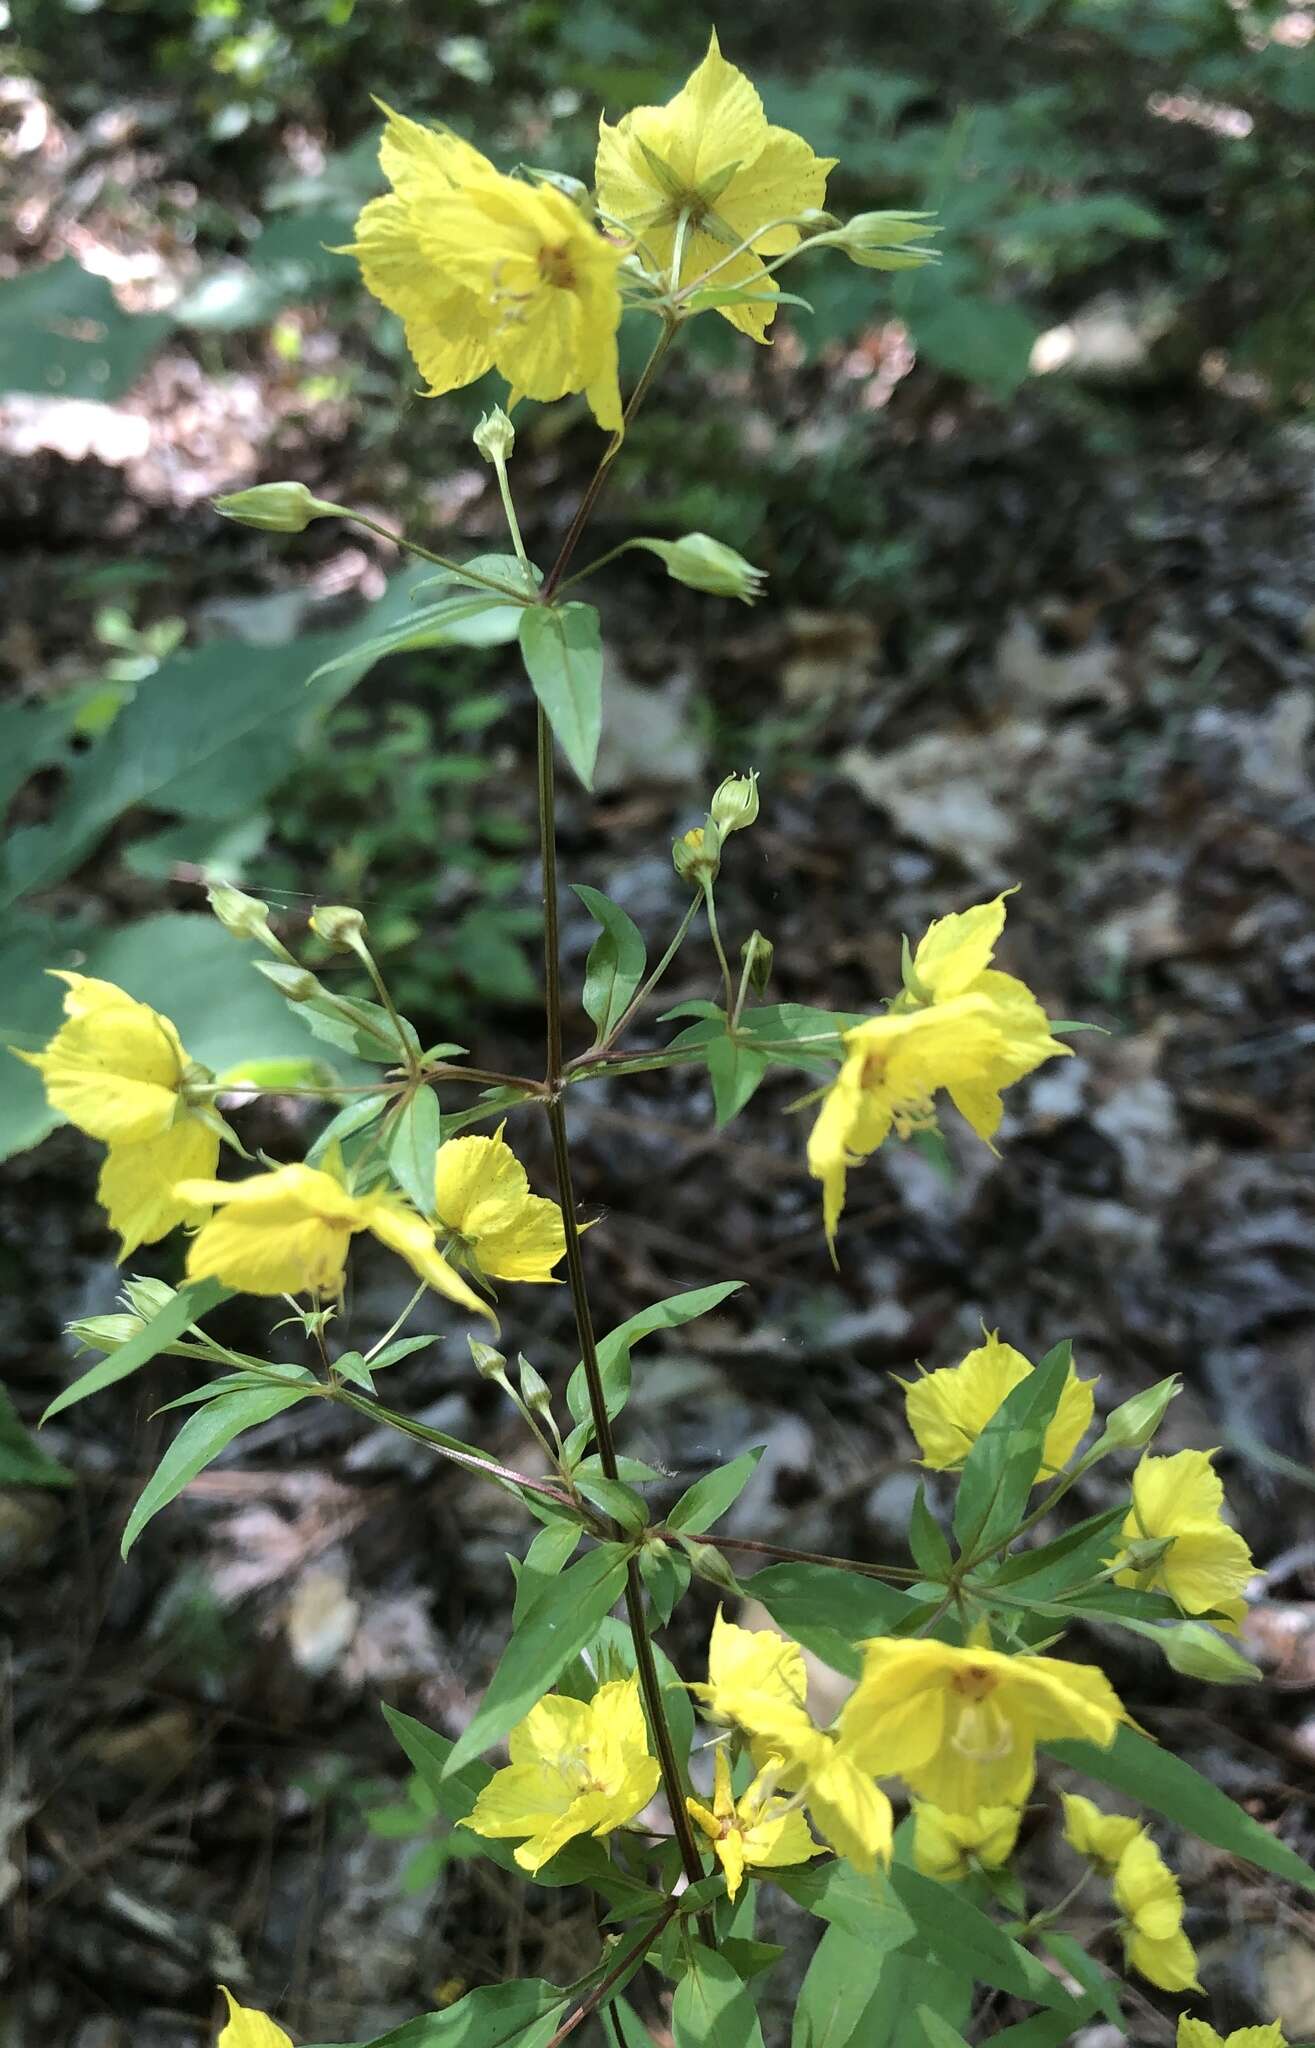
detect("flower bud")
[710,771,760,836]
[309,904,367,950]
[1102,1375,1181,1451]
[469,1338,509,1382]
[516,1354,553,1419]
[207,881,294,960]
[67,1312,143,1354]
[672,824,721,887]
[1159,1621,1261,1685]
[213,481,344,532]
[1120,1535,1173,1574]
[641,533,766,605]
[120,1275,178,1320]
[680,1538,744,1596]
[473,406,516,466]
[255,961,323,1003]
[740,930,774,997]
[823,211,940,271]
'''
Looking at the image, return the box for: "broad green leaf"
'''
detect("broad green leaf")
[910,294,1039,395]
[386,1087,442,1215]
[445,1543,630,1774]
[519,603,603,789]
[705,1035,770,1128]
[566,1282,744,1430]
[672,1945,766,2048]
[1039,1931,1123,2029]
[1046,1724,1315,1893]
[512,1520,582,1624]
[573,884,647,1043]
[849,1951,973,2048]
[121,1385,309,1554]
[987,2005,1100,2048]
[43,1279,230,1422]
[888,1865,1080,2006]
[0,257,171,400]
[308,1979,567,2048]
[988,1505,1127,1596]
[667,1447,763,1535]
[953,1340,1074,1559]
[908,1483,953,1578]
[914,2013,971,2048]
[639,1538,691,1626]
[0,1384,73,1486]
[306,591,521,687]
[571,1463,649,1532]
[745,1564,920,1679]
[792,1908,913,2048]
[603,1999,662,2048]
[776,1862,915,1947]
[305,1091,393,1165]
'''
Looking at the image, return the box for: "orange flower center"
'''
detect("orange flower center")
[538,243,577,290]
[950,1663,998,1703]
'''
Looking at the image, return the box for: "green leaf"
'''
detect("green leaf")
[639,1539,691,1626]
[913,2014,971,2048]
[445,1543,630,1774]
[847,1951,973,2048]
[306,591,523,687]
[986,2004,1100,2048]
[513,1520,582,1624]
[121,1385,309,1554]
[43,1279,230,1422]
[566,1282,744,1430]
[667,1447,763,1535]
[309,1979,567,2048]
[953,1340,1074,1558]
[705,1035,770,1128]
[573,884,647,1043]
[571,1463,649,1533]
[908,1483,953,1578]
[988,1505,1127,1597]
[910,295,1039,396]
[1046,1725,1315,1893]
[776,1862,915,1946]
[0,1384,73,1486]
[386,1088,442,1215]
[0,257,171,400]
[305,1091,393,1165]
[888,1864,1071,2005]
[672,1945,766,2048]
[519,603,603,789]
[793,1923,896,2048]
[1039,1931,1122,2030]
[745,1564,920,1679]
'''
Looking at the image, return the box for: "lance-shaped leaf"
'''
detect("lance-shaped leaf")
[573,884,646,1043]
[519,603,603,790]
[566,1281,744,1428]
[44,1278,230,1422]
[121,1384,309,1554]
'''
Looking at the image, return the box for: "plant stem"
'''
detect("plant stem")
[542,1890,685,2048]
[691,1533,923,1582]
[332,1388,577,1510]
[702,879,737,1018]
[342,511,530,600]
[491,451,531,572]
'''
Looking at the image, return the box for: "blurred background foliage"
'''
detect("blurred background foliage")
[3,0,1314,1167]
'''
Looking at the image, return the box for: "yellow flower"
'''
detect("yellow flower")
[217,1988,293,2048]
[1061,1791,1142,1875]
[460,1677,660,1874]
[807,893,1068,1247]
[686,1745,821,1899]
[838,1638,1126,1811]
[689,1611,893,1871]
[174,1163,494,1322]
[349,105,625,430]
[912,1802,1021,1882]
[433,1124,565,1283]
[1179,2021,1286,2048]
[596,30,835,341]
[902,1331,1095,1478]
[13,972,219,1257]
[1114,1449,1254,1631]
[1113,1832,1201,1992]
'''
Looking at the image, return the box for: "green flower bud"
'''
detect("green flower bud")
[213,482,344,532]
[820,211,940,271]
[641,533,766,605]
[473,406,516,465]
[120,1275,178,1320]
[1103,1375,1181,1451]
[469,1338,509,1382]
[1120,1535,1173,1574]
[1159,1621,1261,1685]
[67,1312,143,1354]
[672,823,721,887]
[516,1354,553,1419]
[680,1538,744,1596]
[255,961,323,1003]
[207,881,294,961]
[309,904,367,949]
[710,770,760,836]
[740,930,774,996]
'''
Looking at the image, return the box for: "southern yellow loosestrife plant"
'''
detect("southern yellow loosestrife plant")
[461,1677,660,1872]
[808,891,1069,1248]
[217,1989,292,2048]
[685,1746,820,1899]
[13,974,219,1257]
[596,29,835,339]
[838,1638,1127,1810]
[349,104,626,429]
[175,1161,494,1322]
[1114,1448,1256,1628]
[912,1802,1022,1883]
[1113,1831,1201,1991]
[434,1125,566,1283]
[902,1328,1095,1476]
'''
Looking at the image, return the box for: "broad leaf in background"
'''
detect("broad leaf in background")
[444,1543,631,1774]
[0,1385,73,1487]
[672,1945,767,2048]
[574,883,647,1043]
[308,1979,568,2048]
[565,1281,745,1428]
[888,1865,1073,2007]
[519,603,604,789]
[0,257,172,400]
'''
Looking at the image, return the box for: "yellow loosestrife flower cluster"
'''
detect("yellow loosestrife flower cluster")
[1114,1448,1255,1630]
[434,1124,567,1283]
[685,1745,820,1900]
[217,1989,293,2048]
[912,1801,1021,1883]
[690,1611,894,1871]
[902,1329,1095,1478]
[1064,1794,1199,1990]
[13,974,219,1258]
[461,1676,660,1873]
[1179,2023,1287,2048]
[595,30,834,341]
[807,892,1069,1248]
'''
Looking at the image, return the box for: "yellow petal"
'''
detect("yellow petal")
[366,1198,496,1325]
[218,1988,294,2048]
[911,894,1012,999]
[349,194,494,395]
[509,1693,593,1770]
[1124,1925,1201,1993]
[1178,2023,1226,2048]
[98,1115,219,1258]
[1061,1792,1143,1872]
[804,1746,894,1872]
[717,1827,747,1900]
[434,1126,531,1236]
[375,101,494,197]
[903,1332,1093,1477]
[1113,1832,1183,1938]
[718,126,836,257]
[178,1163,362,1296]
[19,972,187,1143]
